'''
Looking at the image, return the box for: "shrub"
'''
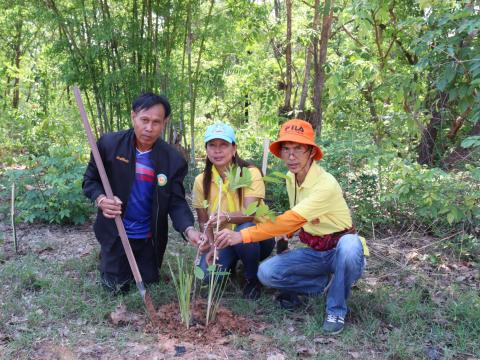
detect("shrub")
[313,137,479,236]
[1,145,93,225]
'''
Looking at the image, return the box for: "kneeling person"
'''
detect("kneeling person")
[192,123,274,300]
[83,93,202,294]
[216,119,368,334]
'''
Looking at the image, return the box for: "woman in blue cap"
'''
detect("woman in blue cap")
[191,122,275,299]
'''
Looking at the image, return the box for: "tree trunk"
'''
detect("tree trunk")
[311,0,335,137]
[362,82,381,145]
[179,1,189,153]
[12,20,23,109]
[282,0,293,114]
[188,0,215,164]
[299,0,320,112]
[417,91,449,165]
[187,1,195,163]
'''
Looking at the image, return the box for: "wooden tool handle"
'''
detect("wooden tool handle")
[73,85,145,296]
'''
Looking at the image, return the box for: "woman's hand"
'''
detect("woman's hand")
[205,249,217,265]
[199,237,211,254]
[208,212,230,229]
[215,229,243,249]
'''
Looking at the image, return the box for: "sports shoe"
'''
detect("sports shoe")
[322,314,345,334]
[243,279,261,300]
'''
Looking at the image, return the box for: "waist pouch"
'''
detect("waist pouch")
[299,226,356,251]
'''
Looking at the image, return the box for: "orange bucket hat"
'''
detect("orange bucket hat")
[269,119,323,160]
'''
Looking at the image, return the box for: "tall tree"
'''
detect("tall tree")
[282,0,293,114]
[311,0,335,136]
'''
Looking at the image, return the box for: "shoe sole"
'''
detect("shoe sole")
[322,327,344,335]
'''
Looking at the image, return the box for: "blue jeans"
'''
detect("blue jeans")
[200,222,275,281]
[258,234,364,317]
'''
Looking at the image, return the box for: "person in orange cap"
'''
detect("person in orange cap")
[215,119,369,335]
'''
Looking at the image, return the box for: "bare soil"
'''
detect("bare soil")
[149,300,259,343]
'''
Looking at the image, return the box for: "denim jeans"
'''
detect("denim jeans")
[199,222,275,281]
[257,234,364,317]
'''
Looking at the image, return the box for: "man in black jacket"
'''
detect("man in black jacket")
[83,93,202,294]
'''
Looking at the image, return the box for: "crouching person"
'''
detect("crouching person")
[215,119,369,334]
[83,93,202,294]
[192,123,275,300]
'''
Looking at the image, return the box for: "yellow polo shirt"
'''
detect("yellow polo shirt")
[240,162,369,256]
[192,166,266,223]
[287,163,351,236]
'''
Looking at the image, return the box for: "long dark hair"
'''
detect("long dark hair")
[202,150,257,209]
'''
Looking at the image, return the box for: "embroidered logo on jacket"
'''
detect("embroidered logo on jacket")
[116,156,129,164]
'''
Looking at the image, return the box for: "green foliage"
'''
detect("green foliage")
[320,134,479,235]
[205,262,230,326]
[413,3,480,139]
[168,257,193,328]
[194,265,205,280]
[225,164,252,191]
[1,146,93,225]
[461,136,480,149]
[223,164,277,221]
[263,158,291,213]
[376,159,479,231]
[243,202,258,216]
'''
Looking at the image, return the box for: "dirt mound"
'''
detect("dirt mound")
[147,300,257,344]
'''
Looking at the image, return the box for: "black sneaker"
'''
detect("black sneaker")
[274,291,304,311]
[276,239,289,254]
[322,314,345,335]
[243,279,261,300]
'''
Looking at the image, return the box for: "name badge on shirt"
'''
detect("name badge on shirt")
[157,173,167,187]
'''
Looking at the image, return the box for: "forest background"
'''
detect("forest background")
[0,0,478,241]
[0,0,479,358]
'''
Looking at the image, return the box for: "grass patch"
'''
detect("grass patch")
[1,232,479,359]
[0,251,156,358]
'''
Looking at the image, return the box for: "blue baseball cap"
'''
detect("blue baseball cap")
[204,122,236,144]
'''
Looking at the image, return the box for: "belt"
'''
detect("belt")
[299,226,356,251]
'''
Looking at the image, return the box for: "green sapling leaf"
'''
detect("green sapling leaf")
[271,171,288,179]
[225,165,253,191]
[194,266,205,280]
[255,203,271,217]
[211,271,230,276]
[243,202,258,216]
[207,264,217,272]
[262,175,284,184]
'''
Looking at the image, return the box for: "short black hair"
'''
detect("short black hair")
[132,92,171,117]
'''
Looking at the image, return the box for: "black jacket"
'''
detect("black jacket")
[82,128,194,268]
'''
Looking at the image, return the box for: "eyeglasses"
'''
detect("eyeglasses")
[280,146,311,157]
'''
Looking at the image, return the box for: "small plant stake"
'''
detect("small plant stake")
[262,139,270,175]
[190,165,275,328]
[206,176,223,326]
[11,182,18,254]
